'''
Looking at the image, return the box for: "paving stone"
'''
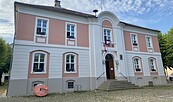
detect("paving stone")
[0,86,173,102]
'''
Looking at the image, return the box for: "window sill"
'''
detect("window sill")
[64,72,77,74]
[151,71,157,73]
[31,72,47,74]
[147,47,153,49]
[134,71,143,76]
[67,38,76,40]
[101,41,115,44]
[132,45,138,47]
[36,34,47,37]
[134,71,143,73]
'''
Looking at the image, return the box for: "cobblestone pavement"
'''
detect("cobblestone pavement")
[1,86,173,102]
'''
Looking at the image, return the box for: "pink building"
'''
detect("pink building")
[8,1,167,96]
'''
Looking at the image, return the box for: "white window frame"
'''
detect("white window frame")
[31,51,47,74]
[131,33,138,46]
[133,57,142,72]
[103,28,112,42]
[35,17,49,36]
[146,36,153,48]
[64,53,77,73]
[149,58,157,72]
[66,22,77,39]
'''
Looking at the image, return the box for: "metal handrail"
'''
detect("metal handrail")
[118,71,127,79]
[78,85,82,91]
[97,72,105,80]
[74,84,82,91]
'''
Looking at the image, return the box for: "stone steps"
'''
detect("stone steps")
[98,80,139,91]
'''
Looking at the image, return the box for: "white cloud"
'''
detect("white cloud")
[0,0,173,43]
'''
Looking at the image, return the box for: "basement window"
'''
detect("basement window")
[66,80,75,89]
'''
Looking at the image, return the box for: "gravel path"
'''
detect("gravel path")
[1,86,173,102]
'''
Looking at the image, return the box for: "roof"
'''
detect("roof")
[120,21,160,32]
[15,2,160,32]
[14,2,97,18]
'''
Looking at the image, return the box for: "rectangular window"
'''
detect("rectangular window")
[134,58,141,72]
[67,24,75,39]
[104,29,111,42]
[67,81,74,89]
[33,53,46,72]
[36,19,47,35]
[120,54,123,60]
[66,54,75,72]
[146,36,152,48]
[149,58,156,72]
[131,34,138,46]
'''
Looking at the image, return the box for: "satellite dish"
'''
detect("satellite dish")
[93,9,98,16]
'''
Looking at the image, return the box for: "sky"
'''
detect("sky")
[0,0,173,43]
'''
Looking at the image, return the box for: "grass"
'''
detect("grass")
[0,86,7,95]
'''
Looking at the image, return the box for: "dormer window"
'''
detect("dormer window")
[131,34,138,46]
[36,19,47,35]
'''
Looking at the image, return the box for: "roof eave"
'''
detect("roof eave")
[120,21,160,32]
[14,2,97,18]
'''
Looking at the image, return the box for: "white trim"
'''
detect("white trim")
[130,33,138,46]
[123,29,158,36]
[103,27,113,42]
[88,23,95,89]
[15,40,89,50]
[100,18,113,26]
[126,51,161,56]
[145,35,153,48]
[98,13,119,27]
[121,29,129,80]
[102,51,117,60]
[133,57,142,73]
[102,51,118,78]
[148,57,157,72]
[89,22,121,29]
[130,33,139,52]
[34,17,49,44]
[31,51,47,74]
[65,22,77,46]
[64,53,77,73]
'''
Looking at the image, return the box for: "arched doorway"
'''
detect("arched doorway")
[105,54,115,79]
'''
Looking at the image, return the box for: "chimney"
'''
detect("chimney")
[54,0,61,8]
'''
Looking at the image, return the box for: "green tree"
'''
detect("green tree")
[0,38,11,85]
[165,27,173,68]
[158,33,167,68]
[158,27,173,72]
